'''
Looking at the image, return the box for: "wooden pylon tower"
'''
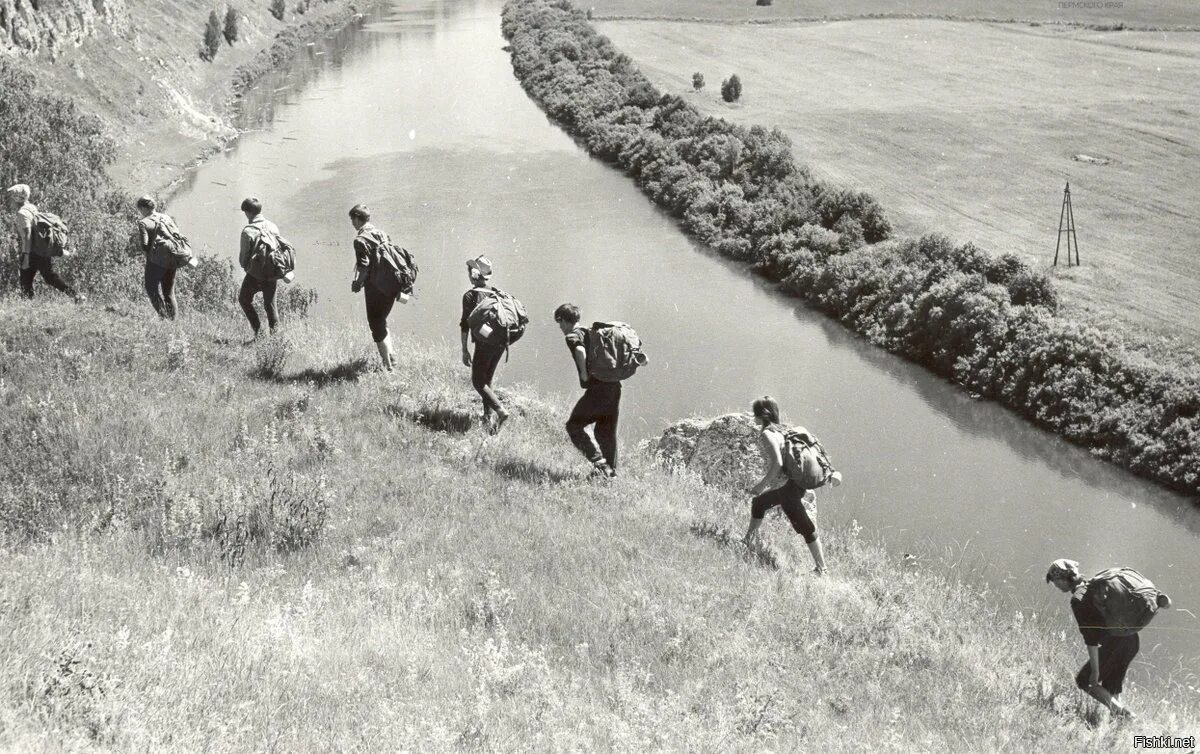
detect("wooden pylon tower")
[1053,181,1079,267]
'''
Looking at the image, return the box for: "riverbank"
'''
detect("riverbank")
[0,299,1195,749]
[501,0,1200,501]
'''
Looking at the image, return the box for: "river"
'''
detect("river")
[165,0,1200,684]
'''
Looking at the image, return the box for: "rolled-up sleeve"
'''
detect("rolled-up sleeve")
[353,236,372,274]
[461,290,481,331]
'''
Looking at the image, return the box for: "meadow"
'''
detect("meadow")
[1,299,1197,750]
[594,17,1200,353]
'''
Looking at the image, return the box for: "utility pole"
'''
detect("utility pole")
[1053,181,1079,267]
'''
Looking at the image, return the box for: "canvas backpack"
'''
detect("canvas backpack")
[245,225,296,282]
[780,426,835,490]
[1086,567,1167,637]
[148,214,195,270]
[468,287,529,348]
[362,229,418,298]
[30,211,70,258]
[586,322,647,383]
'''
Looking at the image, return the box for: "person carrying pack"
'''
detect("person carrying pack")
[6,184,84,302]
[1046,558,1172,720]
[237,197,292,337]
[743,396,835,575]
[134,195,195,319]
[461,256,526,434]
[554,304,647,478]
[348,204,416,371]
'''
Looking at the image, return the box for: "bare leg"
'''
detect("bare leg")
[807,538,827,574]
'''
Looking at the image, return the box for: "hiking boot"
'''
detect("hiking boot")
[73,292,87,304]
[491,410,510,435]
[591,460,616,479]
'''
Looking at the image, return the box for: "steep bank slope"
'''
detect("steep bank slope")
[0,300,1196,749]
[2,0,363,191]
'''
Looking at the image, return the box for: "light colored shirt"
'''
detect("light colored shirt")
[239,215,280,271]
[13,201,36,260]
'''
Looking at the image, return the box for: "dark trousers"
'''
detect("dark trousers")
[238,274,278,333]
[471,341,505,414]
[364,283,395,343]
[751,480,818,543]
[19,255,74,299]
[1076,634,1139,696]
[144,262,177,319]
[566,382,621,469]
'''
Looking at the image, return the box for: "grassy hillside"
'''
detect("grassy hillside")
[595,18,1200,356]
[0,299,1197,750]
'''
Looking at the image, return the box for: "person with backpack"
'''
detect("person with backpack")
[554,303,647,478]
[135,196,195,319]
[349,204,417,371]
[6,184,83,302]
[460,255,522,434]
[1046,558,1171,719]
[742,396,832,575]
[237,197,282,337]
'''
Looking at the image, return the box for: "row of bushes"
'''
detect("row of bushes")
[501,0,1200,496]
[1,50,316,318]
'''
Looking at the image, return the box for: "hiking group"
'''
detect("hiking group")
[5,183,1177,721]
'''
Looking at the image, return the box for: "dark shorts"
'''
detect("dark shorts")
[1075,633,1139,696]
[751,480,817,543]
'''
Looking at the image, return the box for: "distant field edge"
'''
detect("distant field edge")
[502,0,1200,501]
[588,12,1200,32]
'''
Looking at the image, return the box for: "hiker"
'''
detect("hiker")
[1046,559,1171,719]
[6,184,83,302]
[460,256,512,433]
[743,396,828,575]
[555,304,647,478]
[237,197,282,337]
[349,204,418,371]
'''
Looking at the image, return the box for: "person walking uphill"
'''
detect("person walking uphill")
[348,204,417,371]
[237,197,284,337]
[1046,559,1172,720]
[743,396,834,575]
[6,184,83,302]
[135,196,195,319]
[460,256,527,434]
[554,304,647,478]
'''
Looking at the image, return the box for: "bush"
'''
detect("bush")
[224,6,239,44]
[270,0,286,21]
[756,0,774,6]
[721,74,742,103]
[692,72,704,91]
[201,10,222,61]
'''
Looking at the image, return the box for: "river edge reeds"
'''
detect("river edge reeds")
[1,299,1196,749]
[500,0,1200,501]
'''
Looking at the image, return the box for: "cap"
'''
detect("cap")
[1045,558,1080,583]
[5,183,30,199]
[466,255,493,278]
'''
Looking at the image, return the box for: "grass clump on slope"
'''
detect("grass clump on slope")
[0,300,1195,750]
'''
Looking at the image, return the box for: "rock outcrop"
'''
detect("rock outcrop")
[653,413,762,491]
[1,0,129,58]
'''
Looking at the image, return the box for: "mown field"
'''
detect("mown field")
[595,17,1200,352]
[1,299,1197,750]
[586,0,1200,28]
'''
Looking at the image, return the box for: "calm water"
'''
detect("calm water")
[166,0,1200,682]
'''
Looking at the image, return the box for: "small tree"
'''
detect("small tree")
[721,74,742,103]
[269,0,286,21]
[223,7,239,45]
[201,10,222,61]
[692,72,704,91]
[295,0,308,14]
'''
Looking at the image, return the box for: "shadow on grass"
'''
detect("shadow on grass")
[252,356,375,388]
[689,519,780,570]
[491,456,582,485]
[386,403,477,435]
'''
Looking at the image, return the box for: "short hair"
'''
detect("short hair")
[136,195,157,211]
[554,303,581,324]
[240,197,262,214]
[752,396,781,426]
[6,184,31,201]
[348,204,370,222]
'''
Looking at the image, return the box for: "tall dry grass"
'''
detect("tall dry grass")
[0,299,1196,751]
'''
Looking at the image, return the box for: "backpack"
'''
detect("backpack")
[468,287,529,348]
[362,229,418,298]
[1086,568,1167,637]
[245,225,296,282]
[586,322,647,383]
[30,211,70,258]
[148,214,195,270]
[780,426,835,490]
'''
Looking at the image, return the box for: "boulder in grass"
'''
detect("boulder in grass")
[653,413,761,491]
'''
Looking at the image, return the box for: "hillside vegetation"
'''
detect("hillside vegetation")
[501,0,1200,499]
[1,300,1197,749]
